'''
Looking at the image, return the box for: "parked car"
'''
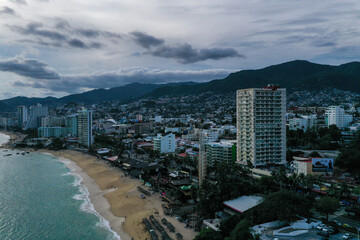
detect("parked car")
[343,233,352,239]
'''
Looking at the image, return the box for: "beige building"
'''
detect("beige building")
[293,157,313,175]
[236,86,286,167]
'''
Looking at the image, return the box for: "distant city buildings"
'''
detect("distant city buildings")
[288,115,317,131]
[325,106,353,129]
[236,86,286,167]
[24,104,48,130]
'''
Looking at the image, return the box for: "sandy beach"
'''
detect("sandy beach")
[0,131,197,240]
[44,150,197,240]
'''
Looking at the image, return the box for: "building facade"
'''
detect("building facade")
[153,133,175,153]
[205,140,236,166]
[38,127,67,138]
[17,106,28,129]
[24,104,48,130]
[325,106,353,129]
[236,86,286,167]
[77,108,93,147]
[65,114,78,137]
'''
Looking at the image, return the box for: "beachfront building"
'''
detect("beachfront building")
[38,127,67,138]
[66,114,78,137]
[24,104,48,130]
[205,140,236,166]
[17,106,28,129]
[77,108,93,147]
[236,86,286,167]
[325,106,353,129]
[153,133,175,153]
[41,116,65,127]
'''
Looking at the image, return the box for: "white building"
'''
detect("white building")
[24,104,48,130]
[236,86,286,167]
[78,108,93,147]
[289,115,317,131]
[203,128,220,142]
[325,106,353,129]
[153,133,175,153]
[154,116,163,123]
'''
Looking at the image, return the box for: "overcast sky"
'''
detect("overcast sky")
[0,0,359,99]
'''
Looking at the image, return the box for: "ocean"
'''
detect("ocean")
[0,133,120,240]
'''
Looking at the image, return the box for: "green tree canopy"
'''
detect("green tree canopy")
[315,196,339,220]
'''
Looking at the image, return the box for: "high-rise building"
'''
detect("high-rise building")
[41,116,65,127]
[66,114,79,137]
[205,140,236,166]
[198,131,207,187]
[77,108,93,147]
[24,104,48,130]
[325,106,353,129]
[17,106,28,129]
[236,86,286,167]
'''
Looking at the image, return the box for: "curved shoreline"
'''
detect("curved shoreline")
[58,156,124,240]
[0,132,198,240]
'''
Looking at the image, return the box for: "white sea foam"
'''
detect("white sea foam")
[0,133,10,147]
[58,159,121,240]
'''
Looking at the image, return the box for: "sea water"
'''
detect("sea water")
[0,133,120,240]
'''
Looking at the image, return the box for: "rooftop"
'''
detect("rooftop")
[223,195,263,213]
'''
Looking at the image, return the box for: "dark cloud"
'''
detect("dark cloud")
[67,39,101,49]
[9,0,26,5]
[148,44,242,64]
[10,22,67,41]
[0,56,60,79]
[8,18,123,50]
[68,38,87,48]
[130,31,165,49]
[131,31,242,63]
[0,6,16,16]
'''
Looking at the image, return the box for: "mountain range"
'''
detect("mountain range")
[1,60,360,111]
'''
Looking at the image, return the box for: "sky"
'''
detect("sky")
[0,0,360,99]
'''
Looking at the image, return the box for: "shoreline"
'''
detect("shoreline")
[0,131,197,240]
[56,155,126,240]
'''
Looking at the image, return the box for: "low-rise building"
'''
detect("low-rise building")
[153,133,176,153]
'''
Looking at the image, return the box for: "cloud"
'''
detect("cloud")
[8,19,122,49]
[0,6,16,16]
[0,56,234,93]
[10,22,67,41]
[131,31,243,63]
[130,31,165,49]
[0,56,60,79]
[148,44,242,64]
[9,0,26,5]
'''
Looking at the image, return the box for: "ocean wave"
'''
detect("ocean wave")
[69,172,121,240]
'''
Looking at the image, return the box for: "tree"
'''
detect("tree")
[316,196,339,221]
[309,151,321,158]
[194,228,222,240]
[251,190,312,223]
[225,220,253,240]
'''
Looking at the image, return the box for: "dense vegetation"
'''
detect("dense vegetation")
[336,131,360,173]
[287,125,342,150]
